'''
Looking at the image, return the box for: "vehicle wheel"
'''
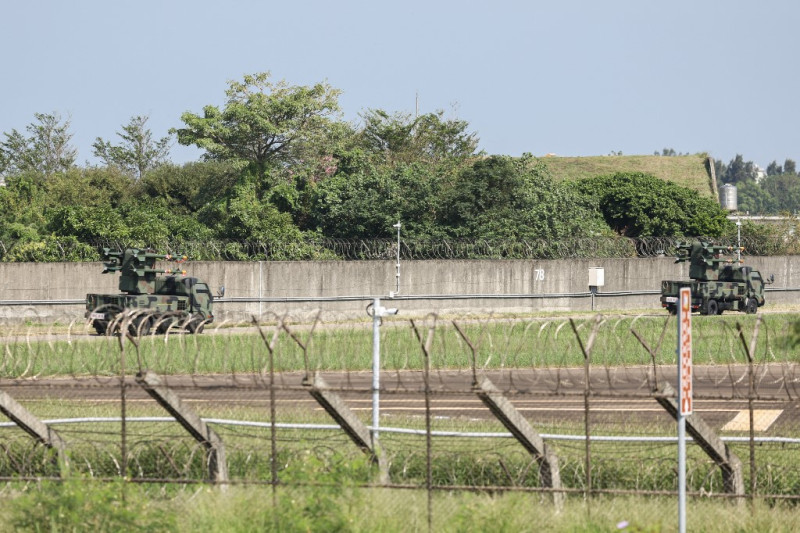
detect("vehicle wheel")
[745,298,758,314]
[187,317,205,334]
[155,313,181,334]
[706,299,719,316]
[93,320,108,335]
[130,315,152,336]
[667,305,677,315]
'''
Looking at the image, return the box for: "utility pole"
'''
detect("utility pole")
[391,221,401,298]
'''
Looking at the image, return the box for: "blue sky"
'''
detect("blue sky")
[2,1,797,169]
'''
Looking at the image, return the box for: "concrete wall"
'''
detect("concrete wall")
[1,256,798,323]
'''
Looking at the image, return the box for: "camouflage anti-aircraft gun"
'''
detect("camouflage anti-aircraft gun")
[85,248,215,335]
[660,240,772,315]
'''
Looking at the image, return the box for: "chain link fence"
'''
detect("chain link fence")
[1,308,799,526]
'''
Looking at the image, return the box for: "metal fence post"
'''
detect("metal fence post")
[370,298,398,447]
[737,318,762,505]
[411,318,437,533]
[570,318,600,503]
[252,316,284,514]
[372,297,381,444]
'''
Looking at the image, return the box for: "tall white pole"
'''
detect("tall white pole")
[678,415,686,533]
[372,297,381,443]
[677,287,693,533]
[371,297,399,444]
[392,222,401,297]
[737,216,742,262]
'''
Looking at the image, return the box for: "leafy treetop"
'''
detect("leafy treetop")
[173,72,342,173]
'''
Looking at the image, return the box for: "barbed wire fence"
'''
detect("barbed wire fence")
[1,307,800,528]
[2,235,800,262]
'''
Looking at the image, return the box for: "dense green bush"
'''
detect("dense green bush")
[10,479,175,532]
[576,172,734,237]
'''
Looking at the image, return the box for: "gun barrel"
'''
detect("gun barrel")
[134,267,169,274]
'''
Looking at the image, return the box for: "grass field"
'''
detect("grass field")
[2,312,799,530]
[4,398,797,493]
[541,154,715,198]
[0,313,793,377]
[2,481,800,532]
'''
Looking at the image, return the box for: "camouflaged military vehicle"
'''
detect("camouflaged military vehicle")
[660,240,771,315]
[85,248,214,335]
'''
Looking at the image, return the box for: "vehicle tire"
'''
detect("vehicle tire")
[130,315,152,336]
[186,316,205,334]
[155,312,182,334]
[107,321,123,336]
[89,305,122,335]
[745,298,758,314]
[706,299,719,316]
[667,305,677,315]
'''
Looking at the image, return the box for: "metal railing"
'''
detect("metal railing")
[4,286,799,309]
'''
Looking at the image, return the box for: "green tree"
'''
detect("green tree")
[0,172,49,234]
[118,198,215,244]
[737,219,800,255]
[1,235,97,262]
[736,179,775,214]
[765,159,797,177]
[441,155,609,240]
[216,183,302,241]
[306,109,480,239]
[766,160,783,176]
[265,120,361,231]
[762,173,800,213]
[197,181,328,259]
[311,161,445,239]
[46,204,130,242]
[1,167,136,246]
[92,115,172,179]
[721,154,757,184]
[359,109,479,166]
[576,172,733,237]
[139,161,240,213]
[174,72,341,174]
[0,112,77,177]
[45,167,135,210]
